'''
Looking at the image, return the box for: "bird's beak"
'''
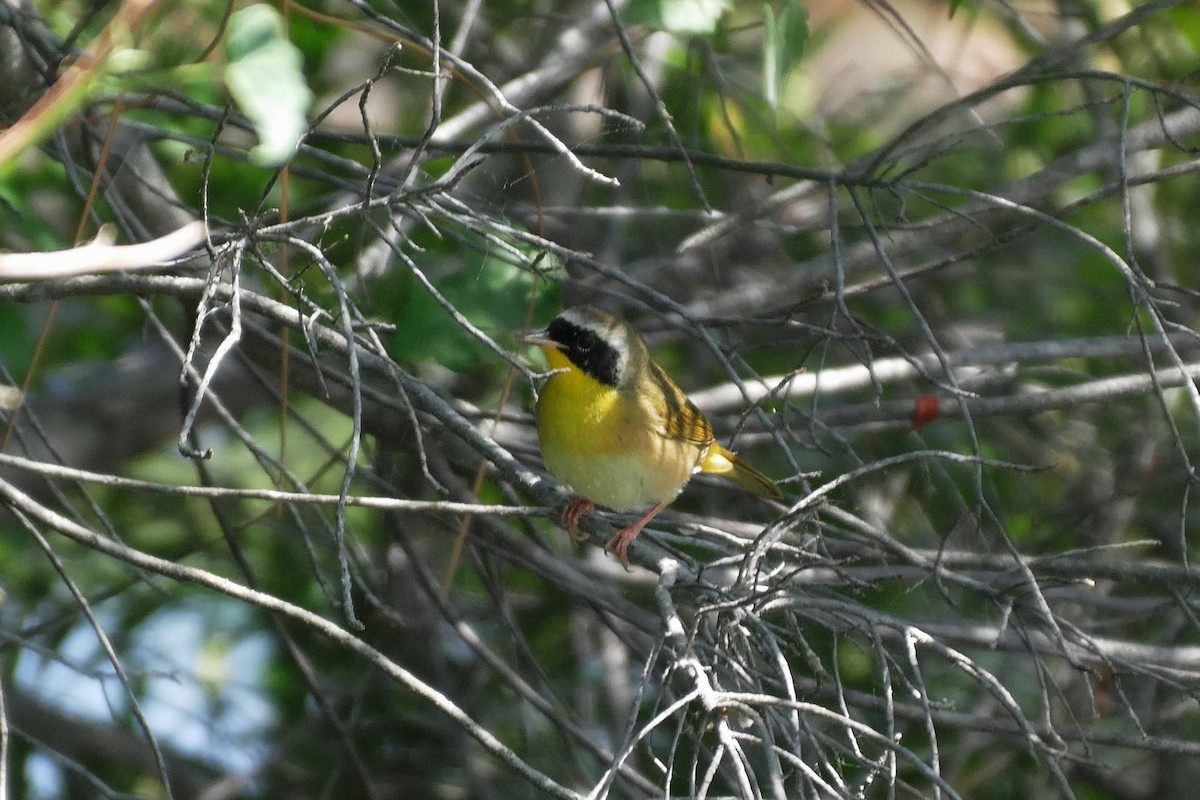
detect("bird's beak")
[519,330,562,350]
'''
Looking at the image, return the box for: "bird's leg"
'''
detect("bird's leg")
[561,497,595,542]
[605,500,670,569]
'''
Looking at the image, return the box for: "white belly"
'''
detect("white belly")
[542,444,695,510]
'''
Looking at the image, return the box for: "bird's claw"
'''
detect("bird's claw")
[561,498,595,543]
[604,528,636,570]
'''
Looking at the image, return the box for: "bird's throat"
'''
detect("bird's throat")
[538,361,624,454]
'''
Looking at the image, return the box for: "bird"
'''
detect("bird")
[522,305,781,567]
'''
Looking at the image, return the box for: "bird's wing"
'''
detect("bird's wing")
[646,361,714,445]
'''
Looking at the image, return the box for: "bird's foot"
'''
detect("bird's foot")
[603,525,641,570]
[562,498,595,542]
[603,500,670,570]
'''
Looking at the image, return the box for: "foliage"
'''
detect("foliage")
[0,0,1199,799]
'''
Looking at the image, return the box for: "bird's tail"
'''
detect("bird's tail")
[700,445,782,499]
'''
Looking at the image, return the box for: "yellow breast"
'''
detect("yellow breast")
[535,352,702,510]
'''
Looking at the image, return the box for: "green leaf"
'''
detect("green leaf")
[763,0,808,109]
[1169,5,1200,56]
[622,0,731,36]
[763,5,779,109]
[390,243,562,372]
[224,4,313,167]
[0,306,30,373]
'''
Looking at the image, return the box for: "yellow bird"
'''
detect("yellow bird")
[523,306,781,566]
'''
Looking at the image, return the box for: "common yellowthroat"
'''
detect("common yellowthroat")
[523,306,781,566]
